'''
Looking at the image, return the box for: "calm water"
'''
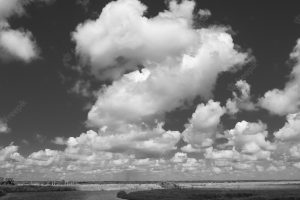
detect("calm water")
[0,191,121,200]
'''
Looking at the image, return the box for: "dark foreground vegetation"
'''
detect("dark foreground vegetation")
[117,188,300,200]
[0,189,6,197]
[0,185,76,194]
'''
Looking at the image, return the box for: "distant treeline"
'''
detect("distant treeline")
[0,177,15,185]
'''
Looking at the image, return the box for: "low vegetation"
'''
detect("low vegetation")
[0,185,76,193]
[118,188,300,200]
[0,189,6,197]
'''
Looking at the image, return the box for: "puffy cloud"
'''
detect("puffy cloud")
[88,26,248,128]
[274,113,300,142]
[198,9,211,19]
[205,147,238,160]
[226,80,256,114]
[171,152,188,163]
[26,149,61,167]
[182,100,226,151]
[289,144,300,159]
[64,123,180,158]
[0,0,26,18]
[73,0,198,80]
[293,162,300,169]
[0,145,24,171]
[273,112,300,161]
[0,28,38,62]
[226,121,275,157]
[52,137,66,145]
[259,39,300,115]
[259,85,300,116]
[204,120,275,168]
[0,120,10,134]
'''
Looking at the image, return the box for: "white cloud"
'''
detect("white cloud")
[198,9,211,19]
[0,0,55,19]
[182,100,225,151]
[226,121,275,157]
[171,152,188,163]
[64,123,180,158]
[0,28,38,62]
[226,80,256,114]
[204,120,275,167]
[87,26,248,128]
[0,145,24,165]
[289,144,300,159]
[26,149,61,167]
[0,120,10,134]
[273,112,300,162]
[52,137,66,145]
[0,0,25,19]
[259,39,300,115]
[0,0,54,62]
[274,113,300,142]
[73,0,198,80]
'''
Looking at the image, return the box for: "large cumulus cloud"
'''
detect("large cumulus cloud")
[73,0,198,80]
[87,26,248,128]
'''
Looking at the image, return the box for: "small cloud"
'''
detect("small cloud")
[36,133,47,143]
[52,137,67,145]
[0,28,39,62]
[76,0,90,13]
[294,14,300,24]
[198,9,211,19]
[0,120,10,134]
[21,139,29,145]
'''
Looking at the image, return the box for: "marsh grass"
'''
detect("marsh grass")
[0,185,76,193]
[0,189,6,197]
[119,188,300,200]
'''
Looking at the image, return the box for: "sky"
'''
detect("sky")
[0,0,300,181]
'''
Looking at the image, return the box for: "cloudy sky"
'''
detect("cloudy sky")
[1,0,300,181]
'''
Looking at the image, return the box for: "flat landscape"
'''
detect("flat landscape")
[1,181,300,199]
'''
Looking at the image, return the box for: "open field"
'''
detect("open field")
[119,188,300,200]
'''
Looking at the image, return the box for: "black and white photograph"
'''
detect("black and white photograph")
[1,0,300,199]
